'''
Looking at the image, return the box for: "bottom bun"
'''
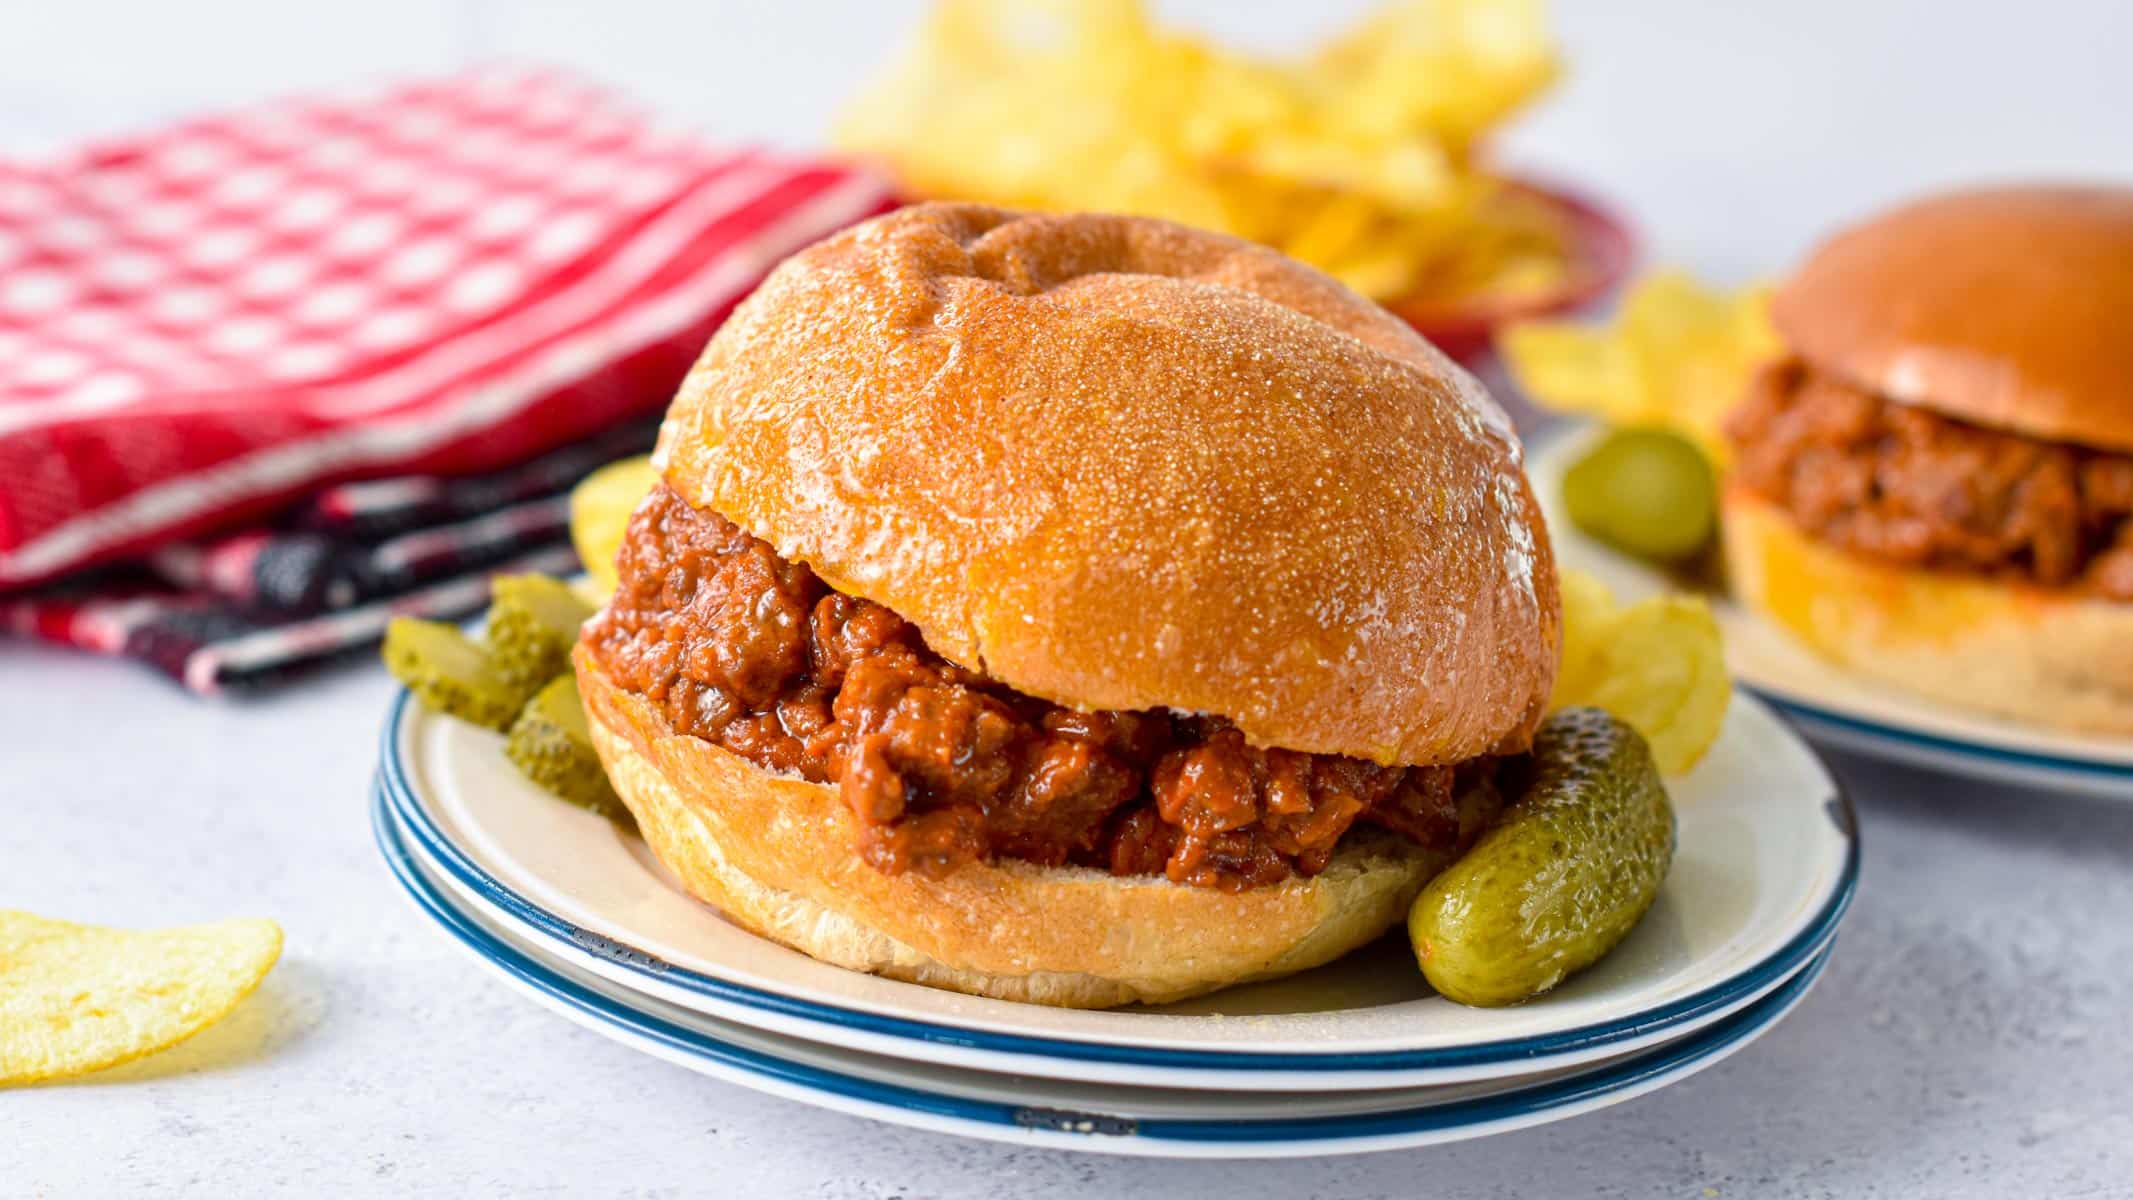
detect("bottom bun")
[574,647,1457,1008]
[1721,488,2133,735]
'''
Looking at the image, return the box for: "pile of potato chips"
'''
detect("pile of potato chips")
[2,910,281,1085]
[837,0,1571,305]
[1502,270,1783,465]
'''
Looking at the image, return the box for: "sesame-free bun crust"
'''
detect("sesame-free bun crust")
[1722,488,2133,735]
[576,648,1453,1008]
[1773,184,2133,452]
[658,204,1558,766]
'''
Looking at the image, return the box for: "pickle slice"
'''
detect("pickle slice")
[1561,426,1717,563]
[504,674,625,819]
[381,618,523,732]
[486,574,596,695]
[1408,707,1675,1007]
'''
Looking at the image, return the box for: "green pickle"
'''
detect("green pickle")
[1409,707,1675,1007]
[505,675,625,819]
[1561,426,1717,562]
[486,574,597,695]
[381,617,525,732]
[385,574,622,813]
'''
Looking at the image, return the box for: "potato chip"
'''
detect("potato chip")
[836,0,1568,305]
[1497,323,1629,414]
[570,456,660,600]
[1,911,282,1085]
[1551,564,1619,704]
[1550,567,1730,775]
[1502,270,1781,463]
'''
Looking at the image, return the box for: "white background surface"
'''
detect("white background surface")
[7,2,2133,1195]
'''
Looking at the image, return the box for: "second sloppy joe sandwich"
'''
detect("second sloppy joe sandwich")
[574,203,1561,1007]
[1724,185,2133,733]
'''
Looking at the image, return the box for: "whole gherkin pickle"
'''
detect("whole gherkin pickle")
[505,674,625,820]
[486,574,597,696]
[381,617,524,732]
[1409,707,1675,1007]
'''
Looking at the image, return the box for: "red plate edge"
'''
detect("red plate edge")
[1390,176,1639,365]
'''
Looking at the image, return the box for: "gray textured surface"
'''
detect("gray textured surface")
[6,637,2132,1197]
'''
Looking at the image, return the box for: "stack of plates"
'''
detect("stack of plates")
[373,687,1857,1157]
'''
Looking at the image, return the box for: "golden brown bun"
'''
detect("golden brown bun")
[1722,487,2133,735]
[576,648,1454,1008]
[657,203,1558,766]
[1773,184,2133,452]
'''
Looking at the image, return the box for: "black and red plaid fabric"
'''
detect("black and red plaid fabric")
[0,67,899,691]
[1,421,658,692]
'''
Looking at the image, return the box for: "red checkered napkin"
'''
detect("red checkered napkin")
[0,66,897,588]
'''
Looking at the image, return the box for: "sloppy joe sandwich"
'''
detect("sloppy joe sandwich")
[1724,185,2133,733]
[574,203,1561,1007]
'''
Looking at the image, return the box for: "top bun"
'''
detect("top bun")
[657,204,1558,765]
[1773,184,2133,452]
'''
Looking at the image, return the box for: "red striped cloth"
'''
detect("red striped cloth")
[0,66,897,588]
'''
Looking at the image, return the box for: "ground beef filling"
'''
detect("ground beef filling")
[1727,360,2133,599]
[588,485,1500,891]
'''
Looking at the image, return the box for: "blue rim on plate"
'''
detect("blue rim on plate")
[374,786,1836,1146]
[1752,687,2133,785]
[377,687,1859,1073]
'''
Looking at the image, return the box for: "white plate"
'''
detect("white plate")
[376,792,1835,1157]
[376,673,1856,1091]
[383,773,1835,1098]
[1531,431,2133,798]
[376,791,1685,1122]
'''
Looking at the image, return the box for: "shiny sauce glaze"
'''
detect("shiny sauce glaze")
[587,485,1502,891]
